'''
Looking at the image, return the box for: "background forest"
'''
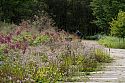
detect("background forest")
[0,0,125,36]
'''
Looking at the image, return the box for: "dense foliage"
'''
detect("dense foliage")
[0,0,46,23]
[90,0,125,34]
[110,11,125,38]
[0,0,97,35]
[0,0,125,35]
[44,0,96,35]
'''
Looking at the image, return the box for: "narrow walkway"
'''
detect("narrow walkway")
[63,40,125,83]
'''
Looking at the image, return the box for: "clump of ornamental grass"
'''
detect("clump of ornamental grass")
[94,49,112,63]
[0,21,16,33]
[98,36,125,49]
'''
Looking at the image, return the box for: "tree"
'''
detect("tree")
[90,0,125,34]
[0,0,45,24]
[44,0,96,35]
[110,11,125,38]
[0,0,97,35]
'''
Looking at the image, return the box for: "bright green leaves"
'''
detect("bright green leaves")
[90,0,125,34]
[110,11,125,38]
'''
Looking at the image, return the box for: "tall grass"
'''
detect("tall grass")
[98,36,125,49]
[0,21,16,33]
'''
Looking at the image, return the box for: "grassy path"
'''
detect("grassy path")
[62,40,125,83]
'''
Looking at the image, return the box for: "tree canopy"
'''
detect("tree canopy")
[0,0,125,35]
[91,0,125,34]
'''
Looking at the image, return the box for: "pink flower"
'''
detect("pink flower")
[5,36,11,43]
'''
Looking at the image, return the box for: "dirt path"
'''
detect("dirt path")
[63,40,125,83]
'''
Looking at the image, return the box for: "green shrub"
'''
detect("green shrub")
[84,34,102,40]
[13,31,50,46]
[32,35,49,46]
[0,62,27,82]
[34,66,62,83]
[110,11,125,38]
[0,44,7,61]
